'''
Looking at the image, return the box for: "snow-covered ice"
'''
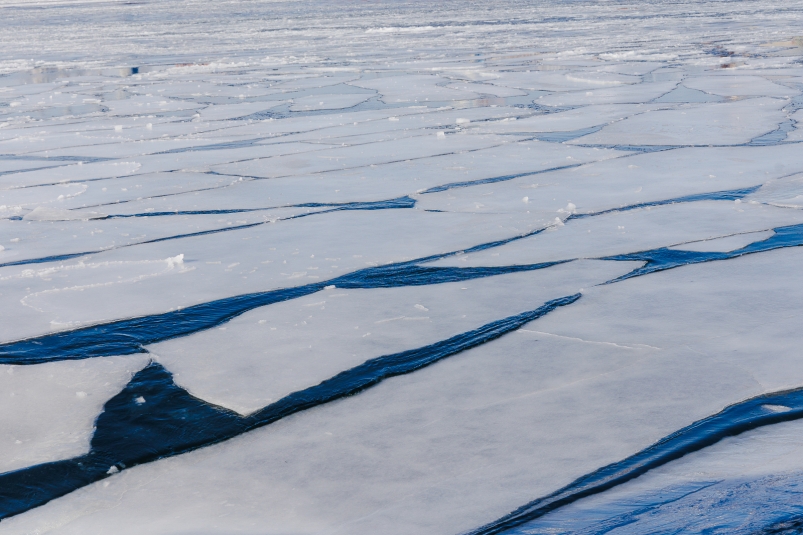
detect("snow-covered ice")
[1,0,803,533]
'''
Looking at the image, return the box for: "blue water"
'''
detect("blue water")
[531,125,604,143]
[103,195,417,219]
[603,222,803,282]
[579,144,678,153]
[0,294,580,520]
[505,474,803,534]
[0,181,800,523]
[0,197,415,270]
[467,388,803,535]
[568,184,761,219]
[419,164,583,194]
[0,179,764,272]
[748,120,796,146]
[0,259,564,364]
[652,84,725,103]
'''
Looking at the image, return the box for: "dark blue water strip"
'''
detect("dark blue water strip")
[466,387,803,535]
[2,178,761,272]
[419,164,583,194]
[0,223,264,271]
[531,125,604,143]
[747,119,796,146]
[764,516,803,534]
[0,154,113,163]
[0,294,580,521]
[0,198,415,271]
[569,185,760,219]
[102,196,416,218]
[0,260,564,365]
[1,190,793,364]
[602,222,803,283]
[573,144,679,153]
[0,165,66,177]
[514,472,803,534]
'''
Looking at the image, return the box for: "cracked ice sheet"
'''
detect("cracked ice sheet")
[150,259,633,415]
[750,171,803,208]
[785,109,803,142]
[254,105,530,140]
[416,144,803,217]
[0,207,306,266]
[51,172,239,211]
[0,354,149,474]
[12,250,803,535]
[289,93,372,112]
[106,143,622,215]
[0,126,223,158]
[0,172,234,213]
[197,101,289,121]
[212,133,530,180]
[535,247,803,389]
[682,74,800,98]
[2,141,320,188]
[430,202,803,268]
[515,419,803,533]
[0,161,143,189]
[0,208,539,342]
[488,70,641,92]
[349,74,482,103]
[572,97,789,146]
[533,81,679,106]
[475,104,670,135]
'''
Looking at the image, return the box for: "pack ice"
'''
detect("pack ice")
[1,1,803,533]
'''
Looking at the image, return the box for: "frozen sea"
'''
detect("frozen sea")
[1,0,803,533]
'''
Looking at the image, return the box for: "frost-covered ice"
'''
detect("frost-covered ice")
[1,0,803,533]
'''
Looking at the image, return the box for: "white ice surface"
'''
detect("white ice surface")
[668,229,775,252]
[573,97,789,146]
[475,104,667,134]
[0,355,149,474]
[430,202,803,267]
[517,419,803,532]
[289,93,372,111]
[197,102,287,121]
[683,75,799,98]
[534,81,679,106]
[416,143,803,220]
[2,1,803,533]
[350,75,481,103]
[0,209,550,341]
[150,260,634,415]
[7,250,803,535]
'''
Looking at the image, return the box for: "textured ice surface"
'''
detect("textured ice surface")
[503,419,803,534]
[2,0,803,533]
